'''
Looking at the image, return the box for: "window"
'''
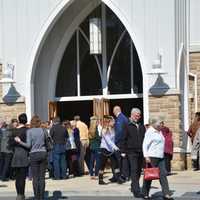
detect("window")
[56,3,142,97]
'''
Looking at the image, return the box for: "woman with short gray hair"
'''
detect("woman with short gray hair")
[142,117,173,200]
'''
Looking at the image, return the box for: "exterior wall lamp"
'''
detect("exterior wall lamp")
[0,63,21,103]
[0,63,15,84]
[148,50,169,95]
[89,18,102,54]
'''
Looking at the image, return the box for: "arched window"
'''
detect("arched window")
[56,3,142,97]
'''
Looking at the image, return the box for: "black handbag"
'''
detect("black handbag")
[43,129,53,152]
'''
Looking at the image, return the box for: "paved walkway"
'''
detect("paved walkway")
[0,170,200,199]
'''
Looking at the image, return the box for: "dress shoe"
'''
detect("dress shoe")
[117,176,125,184]
[134,193,143,198]
[109,177,117,182]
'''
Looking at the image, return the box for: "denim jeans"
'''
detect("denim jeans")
[53,144,67,179]
[89,149,100,176]
[142,157,170,196]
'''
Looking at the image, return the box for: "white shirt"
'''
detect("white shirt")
[100,128,119,152]
[143,126,165,158]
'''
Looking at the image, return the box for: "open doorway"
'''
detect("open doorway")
[57,101,93,126]
[55,98,143,125]
[109,98,143,122]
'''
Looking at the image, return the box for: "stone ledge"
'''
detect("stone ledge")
[149,88,180,96]
[0,96,25,104]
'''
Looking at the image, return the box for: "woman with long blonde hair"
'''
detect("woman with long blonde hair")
[98,115,123,185]
[88,116,101,179]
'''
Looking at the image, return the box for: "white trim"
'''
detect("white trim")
[176,43,184,90]
[102,0,149,123]
[130,42,134,94]
[76,30,80,96]
[184,0,190,132]
[26,0,75,120]
[102,3,107,95]
[48,2,99,101]
[55,93,143,102]
[27,0,149,122]
[190,42,200,52]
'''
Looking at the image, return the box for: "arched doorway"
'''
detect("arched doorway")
[55,3,143,124]
[28,0,147,122]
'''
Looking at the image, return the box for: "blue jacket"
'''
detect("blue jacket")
[114,113,128,146]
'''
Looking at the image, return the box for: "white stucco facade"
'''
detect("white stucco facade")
[0,0,195,121]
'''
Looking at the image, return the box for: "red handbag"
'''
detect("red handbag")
[144,164,160,181]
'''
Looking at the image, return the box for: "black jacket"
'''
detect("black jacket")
[121,121,146,154]
[9,127,29,167]
[50,123,68,144]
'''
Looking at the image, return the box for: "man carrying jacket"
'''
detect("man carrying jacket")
[121,108,146,198]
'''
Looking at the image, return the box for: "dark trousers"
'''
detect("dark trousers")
[30,152,47,200]
[142,157,170,197]
[66,149,80,176]
[99,149,119,176]
[14,167,28,195]
[0,152,3,177]
[115,150,131,179]
[89,149,100,176]
[0,152,13,180]
[128,152,143,195]
[53,144,67,179]
[164,153,172,173]
[121,155,131,178]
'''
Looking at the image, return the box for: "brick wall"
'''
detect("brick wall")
[149,95,181,147]
[0,102,26,122]
[149,94,186,170]
[0,63,26,123]
[0,64,2,98]
[190,52,200,111]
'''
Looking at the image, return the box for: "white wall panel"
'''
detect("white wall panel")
[0,0,62,96]
[190,0,200,44]
[0,0,188,99]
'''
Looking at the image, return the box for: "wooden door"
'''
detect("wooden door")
[48,101,58,121]
[93,98,109,120]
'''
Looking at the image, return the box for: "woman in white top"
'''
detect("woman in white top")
[142,117,173,200]
[98,115,121,185]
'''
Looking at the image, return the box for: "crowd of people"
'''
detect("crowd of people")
[0,106,175,200]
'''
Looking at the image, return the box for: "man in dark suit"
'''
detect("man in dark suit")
[113,106,129,182]
[121,108,146,198]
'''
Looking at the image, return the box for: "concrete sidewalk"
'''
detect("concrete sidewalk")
[0,170,200,199]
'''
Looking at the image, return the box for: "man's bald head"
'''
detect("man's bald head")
[113,106,122,117]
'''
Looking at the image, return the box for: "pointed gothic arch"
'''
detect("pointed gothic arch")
[26,0,148,121]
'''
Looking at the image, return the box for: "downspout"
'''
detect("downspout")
[189,72,198,113]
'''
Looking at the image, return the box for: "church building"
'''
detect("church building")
[0,0,200,170]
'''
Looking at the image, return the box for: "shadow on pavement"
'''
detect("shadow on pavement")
[27,191,68,200]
